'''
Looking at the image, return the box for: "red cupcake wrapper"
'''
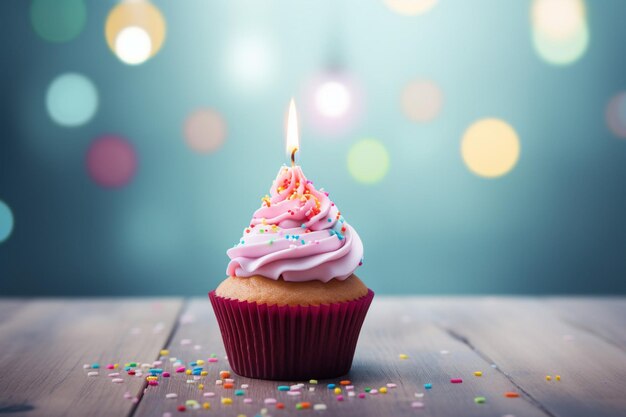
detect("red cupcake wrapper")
[209,289,374,381]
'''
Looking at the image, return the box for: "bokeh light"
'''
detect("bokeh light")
[30,0,86,43]
[531,0,589,65]
[303,72,363,136]
[532,0,585,40]
[46,73,98,127]
[114,26,152,65]
[105,0,166,64]
[86,135,137,188]
[0,200,14,244]
[227,36,275,89]
[400,79,444,122]
[315,81,351,118]
[347,139,390,184]
[461,118,521,178]
[384,0,438,16]
[606,92,626,138]
[184,109,227,153]
[532,22,589,65]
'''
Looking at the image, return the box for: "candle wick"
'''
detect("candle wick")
[291,147,298,167]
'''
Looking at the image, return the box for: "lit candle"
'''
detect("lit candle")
[286,98,299,167]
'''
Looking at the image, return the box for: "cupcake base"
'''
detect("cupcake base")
[209,289,374,380]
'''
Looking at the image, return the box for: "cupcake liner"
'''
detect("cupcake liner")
[209,289,374,380]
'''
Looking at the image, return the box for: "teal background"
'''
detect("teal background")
[1,0,626,295]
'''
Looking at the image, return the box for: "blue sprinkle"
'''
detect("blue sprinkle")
[277,385,290,391]
[327,218,332,222]
[301,223,306,228]
[294,235,299,239]
[235,389,245,396]
[189,362,197,367]
[424,383,432,389]
[124,366,131,371]
[91,363,100,369]
[285,235,290,239]
[327,383,336,389]
[301,240,305,245]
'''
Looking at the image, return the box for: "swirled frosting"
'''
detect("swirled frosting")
[226,165,363,282]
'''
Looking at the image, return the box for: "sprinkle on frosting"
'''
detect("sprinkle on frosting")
[226,165,363,282]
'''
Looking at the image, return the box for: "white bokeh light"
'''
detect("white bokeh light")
[114,26,152,65]
[228,36,275,89]
[315,81,351,118]
[532,0,585,40]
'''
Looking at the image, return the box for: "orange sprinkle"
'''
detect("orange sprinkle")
[339,380,351,386]
[223,382,234,389]
[219,371,230,379]
[299,402,311,409]
[504,392,520,398]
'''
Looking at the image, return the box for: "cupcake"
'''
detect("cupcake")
[210,164,374,380]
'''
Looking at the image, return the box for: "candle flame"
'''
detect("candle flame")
[286,98,299,164]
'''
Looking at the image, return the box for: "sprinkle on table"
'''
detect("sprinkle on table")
[399,353,409,360]
[473,371,482,377]
[504,391,520,398]
[474,396,486,404]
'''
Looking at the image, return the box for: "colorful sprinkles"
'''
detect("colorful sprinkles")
[81,345,548,415]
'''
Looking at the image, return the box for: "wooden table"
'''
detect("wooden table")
[1,297,625,417]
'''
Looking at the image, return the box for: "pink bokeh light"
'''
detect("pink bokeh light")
[86,135,137,188]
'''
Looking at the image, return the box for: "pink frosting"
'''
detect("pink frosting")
[226,165,363,282]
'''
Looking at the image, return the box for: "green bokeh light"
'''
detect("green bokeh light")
[46,73,98,127]
[347,139,390,184]
[30,0,86,43]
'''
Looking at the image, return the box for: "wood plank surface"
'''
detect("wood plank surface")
[418,297,626,417]
[0,299,29,325]
[544,297,626,350]
[1,297,624,417]
[0,298,182,417]
[133,298,549,417]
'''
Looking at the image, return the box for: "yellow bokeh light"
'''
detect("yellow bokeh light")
[384,0,438,15]
[105,0,166,60]
[461,119,520,178]
[347,139,390,184]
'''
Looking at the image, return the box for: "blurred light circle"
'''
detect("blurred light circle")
[227,36,275,89]
[606,92,626,138]
[347,139,390,184]
[401,79,444,122]
[532,0,585,40]
[30,0,86,43]
[46,73,98,127]
[114,26,152,65]
[384,0,438,15]
[315,81,351,118]
[461,118,520,178]
[532,22,589,65]
[184,109,227,153]
[303,72,363,136]
[86,135,137,188]
[0,200,14,243]
[105,0,166,62]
